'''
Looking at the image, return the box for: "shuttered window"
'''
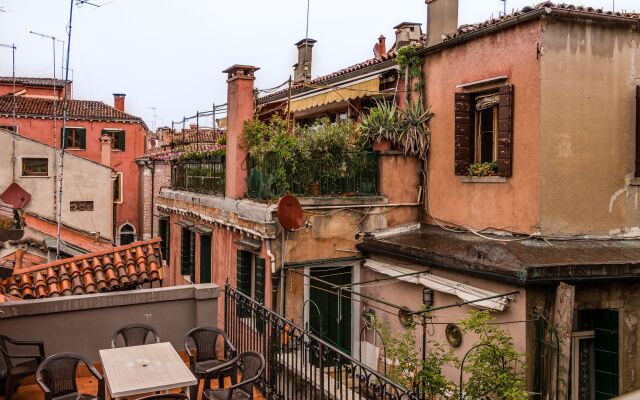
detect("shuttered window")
[255,257,266,304]
[181,227,195,277]
[62,127,86,150]
[236,250,253,297]
[454,84,514,177]
[103,129,126,151]
[158,218,170,265]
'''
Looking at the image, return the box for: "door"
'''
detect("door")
[309,266,352,353]
[199,235,211,284]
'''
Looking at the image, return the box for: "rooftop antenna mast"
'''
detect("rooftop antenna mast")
[30,31,66,220]
[148,106,157,131]
[56,0,103,258]
[500,0,507,15]
[305,0,310,39]
[0,43,17,182]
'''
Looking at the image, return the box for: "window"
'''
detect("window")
[103,129,126,151]
[70,201,94,211]
[454,84,513,177]
[113,173,123,203]
[21,158,48,177]
[0,125,17,133]
[158,218,170,265]
[236,250,266,317]
[119,223,135,245]
[62,127,86,149]
[181,227,195,281]
[200,234,212,284]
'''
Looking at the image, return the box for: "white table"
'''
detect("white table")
[99,342,197,399]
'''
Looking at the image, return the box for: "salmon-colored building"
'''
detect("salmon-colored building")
[0,79,148,244]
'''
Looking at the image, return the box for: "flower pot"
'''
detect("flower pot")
[309,182,321,197]
[372,138,392,152]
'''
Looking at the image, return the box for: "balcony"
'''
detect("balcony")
[247,151,378,200]
[171,156,226,195]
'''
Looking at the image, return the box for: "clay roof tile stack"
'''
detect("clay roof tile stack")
[0,238,164,301]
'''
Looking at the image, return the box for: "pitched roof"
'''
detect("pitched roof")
[258,51,400,104]
[442,2,640,43]
[0,238,163,300]
[0,94,144,123]
[0,77,71,88]
[22,213,113,253]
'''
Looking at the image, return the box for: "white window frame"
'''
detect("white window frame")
[113,172,124,204]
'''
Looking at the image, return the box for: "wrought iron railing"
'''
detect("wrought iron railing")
[225,285,418,400]
[171,156,225,195]
[246,152,378,200]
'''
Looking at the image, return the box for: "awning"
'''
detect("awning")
[289,77,380,113]
[364,259,510,311]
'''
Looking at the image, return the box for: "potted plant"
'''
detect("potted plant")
[467,161,498,176]
[398,102,433,160]
[360,100,399,152]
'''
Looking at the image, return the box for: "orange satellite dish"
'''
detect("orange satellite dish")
[277,194,304,232]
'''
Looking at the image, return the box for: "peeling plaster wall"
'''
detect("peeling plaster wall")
[539,16,640,236]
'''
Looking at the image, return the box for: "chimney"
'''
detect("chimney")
[14,248,23,270]
[293,38,317,84]
[100,133,112,167]
[113,93,126,112]
[223,64,259,199]
[374,35,387,58]
[426,0,459,47]
[393,22,423,51]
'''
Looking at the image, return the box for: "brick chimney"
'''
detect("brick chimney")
[113,93,126,112]
[100,133,112,167]
[426,0,459,47]
[377,35,387,57]
[293,38,317,84]
[393,22,423,50]
[223,65,259,199]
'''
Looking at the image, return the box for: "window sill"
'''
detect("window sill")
[459,176,507,184]
[65,148,85,151]
[631,178,640,186]
[20,175,50,178]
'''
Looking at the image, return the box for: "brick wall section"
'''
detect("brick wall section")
[139,161,171,240]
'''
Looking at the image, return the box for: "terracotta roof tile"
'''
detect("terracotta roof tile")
[0,238,164,300]
[443,2,640,42]
[0,77,71,88]
[0,94,144,123]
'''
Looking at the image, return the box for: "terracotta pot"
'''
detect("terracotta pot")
[309,182,321,197]
[372,138,392,152]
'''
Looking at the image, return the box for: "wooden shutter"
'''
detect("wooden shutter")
[236,250,253,297]
[454,92,474,175]
[79,128,87,149]
[118,130,126,151]
[636,86,640,177]
[61,128,66,149]
[497,84,514,177]
[255,257,266,304]
[180,227,191,275]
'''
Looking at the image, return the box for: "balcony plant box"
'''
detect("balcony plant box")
[371,138,392,152]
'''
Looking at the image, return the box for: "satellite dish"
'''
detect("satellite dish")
[277,194,304,232]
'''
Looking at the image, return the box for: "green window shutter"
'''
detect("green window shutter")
[236,250,252,296]
[180,228,191,275]
[79,128,86,149]
[255,257,266,304]
[61,127,66,149]
[118,131,126,151]
[189,230,196,282]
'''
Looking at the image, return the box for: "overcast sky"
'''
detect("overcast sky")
[0,0,637,129]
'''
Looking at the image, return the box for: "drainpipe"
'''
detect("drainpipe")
[265,239,277,311]
[280,232,286,316]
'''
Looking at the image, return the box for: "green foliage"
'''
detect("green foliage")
[371,316,458,400]
[467,161,498,177]
[359,100,399,144]
[398,103,433,160]
[215,134,226,146]
[397,44,423,79]
[458,310,528,400]
[178,149,225,161]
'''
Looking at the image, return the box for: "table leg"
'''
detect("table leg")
[181,386,191,400]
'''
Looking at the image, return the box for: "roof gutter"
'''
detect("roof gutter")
[415,7,640,57]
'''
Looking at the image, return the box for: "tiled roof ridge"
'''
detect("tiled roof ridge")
[443,1,640,42]
[0,76,72,87]
[0,94,145,123]
[259,50,401,102]
[24,212,113,244]
[13,237,162,275]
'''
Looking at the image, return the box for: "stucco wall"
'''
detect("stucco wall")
[424,20,542,234]
[539,16,640,236]
[0,116,147,234]
[0,130,113,239]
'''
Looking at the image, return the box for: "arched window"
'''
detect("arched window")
[119,223,136,246]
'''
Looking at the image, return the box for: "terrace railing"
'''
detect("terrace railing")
[224,285,418,400]
[171,156,225,195]
[247,152,378,200]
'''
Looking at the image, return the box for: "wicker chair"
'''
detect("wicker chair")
[36,352,104,400]
[136,394,189,400]
[184,326,237,399]
[110,323,161,348]
[0,335,46,400]
[202,352,265,400]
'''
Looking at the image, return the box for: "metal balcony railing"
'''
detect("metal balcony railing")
[171,156,226,195]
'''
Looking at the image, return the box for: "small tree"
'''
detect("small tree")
[457,310,528,400]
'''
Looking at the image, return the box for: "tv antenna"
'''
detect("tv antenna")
[305,0,310,39]
[148,106,157,132]
[500,0,507,15]
[0,43,17,182]
[30,30,66,219]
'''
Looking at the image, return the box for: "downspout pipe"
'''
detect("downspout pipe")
[266,239,278,311]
